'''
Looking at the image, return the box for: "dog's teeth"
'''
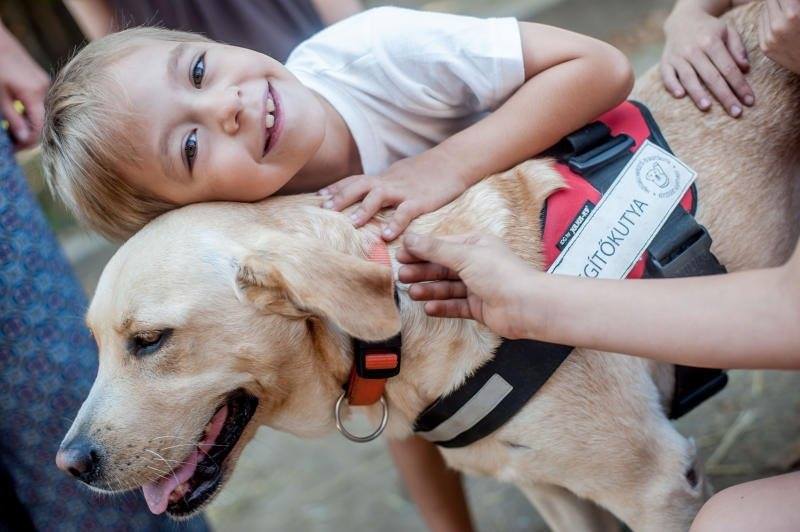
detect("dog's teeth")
[266,114,275,128]
[169,482,190,503]
[266,98,275,113]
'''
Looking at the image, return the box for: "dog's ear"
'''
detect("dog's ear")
[236,238,400,341]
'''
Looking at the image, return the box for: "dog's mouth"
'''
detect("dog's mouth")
[141,389,258,517]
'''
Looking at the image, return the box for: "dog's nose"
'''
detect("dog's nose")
[55,438,101,482]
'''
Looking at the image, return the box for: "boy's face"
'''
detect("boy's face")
[111,40,327,204]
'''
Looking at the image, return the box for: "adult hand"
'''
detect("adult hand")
[661,4,753,116]
[759,0,800,74]
[398,233,543,339]
[0,22,50,149]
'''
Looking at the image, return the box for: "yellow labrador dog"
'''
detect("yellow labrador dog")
[56,4,798,531]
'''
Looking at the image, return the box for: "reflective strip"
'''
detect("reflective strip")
[416,374,513,443]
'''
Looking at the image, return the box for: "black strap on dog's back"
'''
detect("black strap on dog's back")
[413,101,728,448]
[414,341,572,448]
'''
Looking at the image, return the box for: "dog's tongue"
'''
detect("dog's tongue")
[141,450,200,515]
[141,405,228,515]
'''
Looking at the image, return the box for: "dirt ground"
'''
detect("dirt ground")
[56,0,799,530]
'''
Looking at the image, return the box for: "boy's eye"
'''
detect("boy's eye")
[184,130,198,170]
[191,53,206,88]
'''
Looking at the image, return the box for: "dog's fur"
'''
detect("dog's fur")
[60,4,799,531]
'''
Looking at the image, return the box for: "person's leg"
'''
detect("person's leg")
[691,471,800,532]
[519,482,620,532]
[387,436,475,532]
[0,129,208,531]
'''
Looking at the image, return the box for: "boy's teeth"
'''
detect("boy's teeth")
[266,114,275,128]
[266,97,275,113]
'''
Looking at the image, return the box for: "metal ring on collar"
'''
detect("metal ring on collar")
[334,392,388,443]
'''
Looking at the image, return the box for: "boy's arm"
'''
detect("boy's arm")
[387,437,475,532]
[430,22,634,207]
[321,23,633,241]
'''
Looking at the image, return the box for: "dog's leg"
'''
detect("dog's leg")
[520,483,621,532]
[505,355,708,531]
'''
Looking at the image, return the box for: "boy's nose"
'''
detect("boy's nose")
[215,86,243,135]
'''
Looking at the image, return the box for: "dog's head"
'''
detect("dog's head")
[55,202,400,518]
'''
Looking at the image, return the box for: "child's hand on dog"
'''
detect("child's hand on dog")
[660,0,754,117]
[398,233,544,339]
[318,148,470,241]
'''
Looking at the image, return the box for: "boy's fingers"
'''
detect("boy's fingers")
[319,173,360,197]
[382,201,423,241]
[660,62,686,98]
[352,186,395,226]
[398,262,460,283]
[408,280,467,301]
[674,59,712,110]
[725,22,750,72]
[321,175,371,210]
[424,300,473,320]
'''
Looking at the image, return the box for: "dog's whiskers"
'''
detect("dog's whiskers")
[144,448,181,487]
[146,465,174,481]
[159,442,227,451]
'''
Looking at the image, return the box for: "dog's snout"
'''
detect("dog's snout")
[55,438,101,483]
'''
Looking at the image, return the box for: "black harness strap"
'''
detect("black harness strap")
[413,101,728,448]
[414,341,572,448]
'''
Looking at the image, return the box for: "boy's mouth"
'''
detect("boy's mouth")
[263,82,282,157]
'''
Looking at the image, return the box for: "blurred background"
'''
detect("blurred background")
[4,0,799,530]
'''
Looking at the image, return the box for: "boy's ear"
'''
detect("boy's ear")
[235,236,400,341]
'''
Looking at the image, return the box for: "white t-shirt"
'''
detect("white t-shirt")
[286,7,525,175]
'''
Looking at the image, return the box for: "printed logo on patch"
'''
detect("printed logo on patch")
[635,153,683,199]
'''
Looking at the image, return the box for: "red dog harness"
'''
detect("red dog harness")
[341,102,728,448]
[411,102,728,448]
[542,102,696,277]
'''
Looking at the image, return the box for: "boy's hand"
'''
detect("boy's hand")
[760,0,800,74]
[319,150,469,241]
[661,4,753,116]
[398,233,542,340]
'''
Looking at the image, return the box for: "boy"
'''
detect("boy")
[42,6,633,242]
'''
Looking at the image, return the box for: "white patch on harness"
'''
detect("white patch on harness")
[548,140,696,278]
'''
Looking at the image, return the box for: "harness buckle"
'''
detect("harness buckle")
[353,335,402,379]
[567,134,635,174]
[648,225,726,278]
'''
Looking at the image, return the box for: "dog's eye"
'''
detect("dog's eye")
[129,329,173,357]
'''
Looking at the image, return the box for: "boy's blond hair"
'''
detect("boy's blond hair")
[42,27,212,241]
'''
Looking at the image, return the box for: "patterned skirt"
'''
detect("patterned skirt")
[0,129,208,531]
